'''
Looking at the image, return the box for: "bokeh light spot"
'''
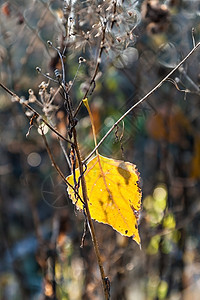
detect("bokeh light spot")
[27,152,41,167]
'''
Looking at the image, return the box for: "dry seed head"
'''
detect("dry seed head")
[50,87,55,94]
[36,67,41,73]
[39,81,48,89]
[47,40,52,46]
[79,56,86,64]
[11,96,19,102]
[19,97,26,104]
[25,110,34,117]
[28,89,34,95]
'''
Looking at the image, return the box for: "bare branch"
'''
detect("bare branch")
[74,22,106,118]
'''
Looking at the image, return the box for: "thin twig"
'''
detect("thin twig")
[40,131,84,204]
[47,42,66,84]
[83,41,200,163]
[49,86,62,105]
[73,23,106,118]
[0,82,73,145]
[80,209,88,248]
[179,65,200,92]
[192,28,196,48]
[59,139,71,168]
[38,70,58,84]
[68,62,82,93]
[110,0,117,29]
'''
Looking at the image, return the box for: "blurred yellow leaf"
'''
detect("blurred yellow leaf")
[146,105,192,144]
[67,154,142,245]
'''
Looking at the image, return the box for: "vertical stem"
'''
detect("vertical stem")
[74,24,106,118]
[72,128,109,300]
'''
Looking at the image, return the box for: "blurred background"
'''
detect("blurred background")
[0,0,200,299]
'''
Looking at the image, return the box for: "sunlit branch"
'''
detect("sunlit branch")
[83,41,200,163]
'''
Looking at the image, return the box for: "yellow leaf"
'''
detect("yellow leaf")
[66,154,142,245]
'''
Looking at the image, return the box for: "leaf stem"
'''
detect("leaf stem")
[83,98,98,153]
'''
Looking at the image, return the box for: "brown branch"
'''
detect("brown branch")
[73,23,106,118]
[72,128,110,300]
[83,41,200,163]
